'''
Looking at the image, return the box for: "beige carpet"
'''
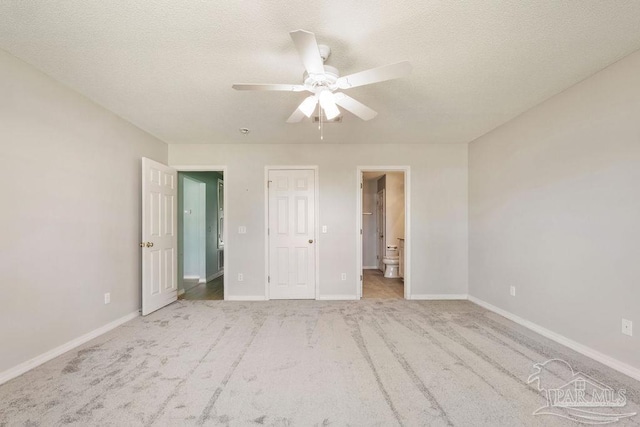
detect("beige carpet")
[0,300,638,426]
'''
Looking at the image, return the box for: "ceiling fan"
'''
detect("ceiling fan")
[232,30,412,124]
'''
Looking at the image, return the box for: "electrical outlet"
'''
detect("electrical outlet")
[238,226,247,234]
[341,273,347,281]
[104,293,111,304]
[322,225,328,233]
[622,319,633,336]
[238,273,244,282]
[510,286,516,297]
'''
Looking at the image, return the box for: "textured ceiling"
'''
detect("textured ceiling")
[2,1,640,145]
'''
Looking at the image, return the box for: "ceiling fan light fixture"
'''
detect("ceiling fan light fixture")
[319,90,340,120]
[299,95,318,117]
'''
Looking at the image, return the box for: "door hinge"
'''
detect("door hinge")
[360,275,363,281]
[267,228,270,235]
[267,180,272,188]
[360,229,363,235]
[268,276,270,283]
[376,255,379,259]
[360,182,363,189]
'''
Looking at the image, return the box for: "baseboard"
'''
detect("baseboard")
[362,266,379,270]
[225,295,267,301]
[317,295,360,300]
[178,289,185,296]
[467,295,640,382]
[0,310,139,386]
[206,270,223,282]
[227,295,360,301]
[411,294,468,300]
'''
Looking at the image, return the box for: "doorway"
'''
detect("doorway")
[357,167,410,299]
[177,170,225,300]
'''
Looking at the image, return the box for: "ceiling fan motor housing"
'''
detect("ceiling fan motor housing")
[303,65,340,92]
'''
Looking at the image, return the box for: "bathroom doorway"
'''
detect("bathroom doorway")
[177,169,225,300]
[357,167,410,299]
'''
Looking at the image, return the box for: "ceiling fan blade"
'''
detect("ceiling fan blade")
[286,108,306,123]
[289,30,325,75]
[333,93,377,121]
[232,84,307,92]
[336,61,412,89]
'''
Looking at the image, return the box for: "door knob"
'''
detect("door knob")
[146,242,154,247]
[308,239,314,244]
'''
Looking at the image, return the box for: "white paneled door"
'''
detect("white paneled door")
[141,158,178,315]
[268,169,316,299]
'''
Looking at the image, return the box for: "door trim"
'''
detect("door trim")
[356,166,411,300]
[171,165,227,301]
[264,166,320,300]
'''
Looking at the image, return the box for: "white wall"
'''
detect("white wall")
[469,49,640,370]
[0,50,167,374]
[170,143,468,299]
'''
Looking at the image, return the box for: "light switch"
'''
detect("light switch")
[322,225,327,233]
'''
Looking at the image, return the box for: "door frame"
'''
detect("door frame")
[172,165,227,300]
[264,166,320,300]
[356,166,411,299]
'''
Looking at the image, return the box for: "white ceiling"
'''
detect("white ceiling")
[2,1,640,145]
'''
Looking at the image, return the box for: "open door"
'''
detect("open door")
[141,158,178,315]
[376,189,385,271]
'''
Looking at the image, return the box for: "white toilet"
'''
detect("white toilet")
[383,245,400,278]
